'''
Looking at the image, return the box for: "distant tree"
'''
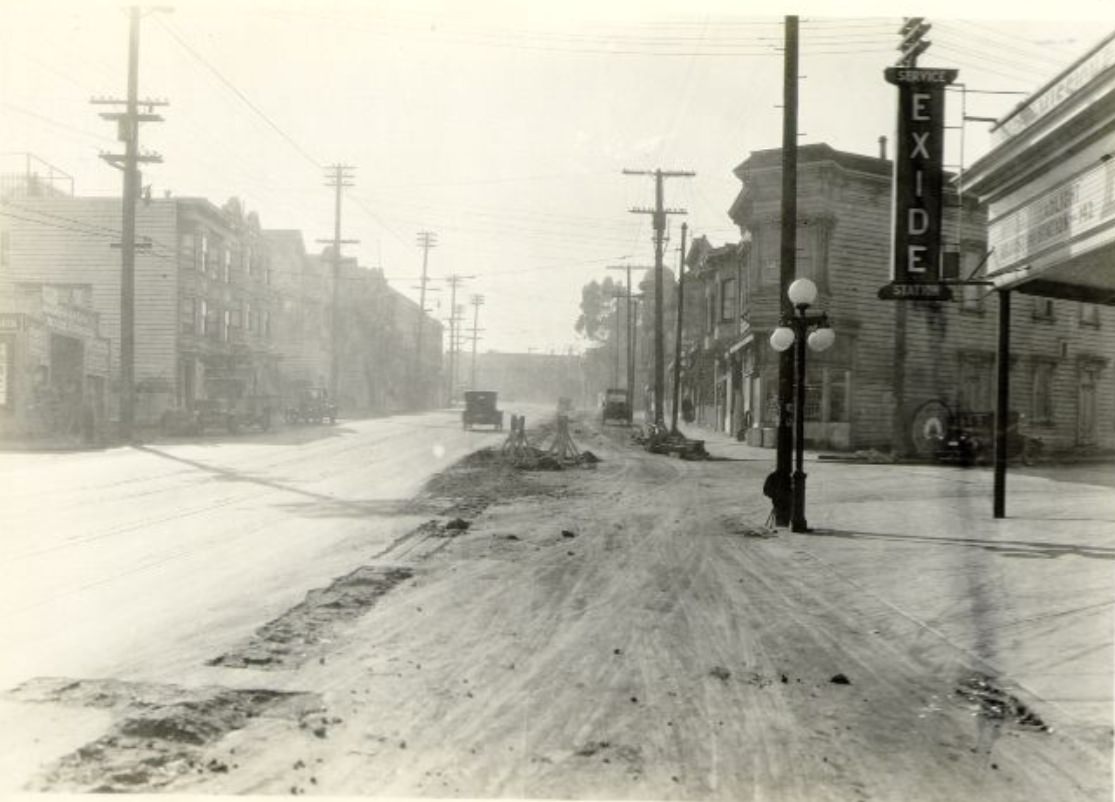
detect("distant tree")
[574,276,621,343]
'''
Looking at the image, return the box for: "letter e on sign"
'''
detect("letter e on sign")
[912,93,931,120]
[908,245,928,272]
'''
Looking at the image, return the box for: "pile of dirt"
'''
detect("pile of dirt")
[18,680,318,793]
[955,673,1049,732]
[208,566,414,669]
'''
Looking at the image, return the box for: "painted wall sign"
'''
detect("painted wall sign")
[988,157,1115,274]
[884,66,958,286]
[993,34,1115,143]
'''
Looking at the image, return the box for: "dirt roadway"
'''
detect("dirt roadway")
[6,420,1110,801]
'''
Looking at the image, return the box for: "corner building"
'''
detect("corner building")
[962,31,1115,451]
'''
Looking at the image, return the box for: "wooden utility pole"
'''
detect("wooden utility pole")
[468,294,485,389]
[316,164,357,403]
[624,168,694,427]
[93,6,167,441]
[607,263,652,423]
[671,222,688,433]
[774,15,799,525]
[609,290,627,387]
[414,231,437,407]
[445,274,474,405]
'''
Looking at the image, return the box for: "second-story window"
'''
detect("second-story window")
[1033,297,1055,321]
[1080,302,1099,327]
[720,277,737,322]
[223,250,232,283]
[181,297,196,334]
[1,230,10,268]
[198,299,209,335]
[197,233,208,272]
[244,246,253,277]
[222,308,231,341]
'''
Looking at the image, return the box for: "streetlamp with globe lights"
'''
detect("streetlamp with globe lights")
[769,278,835,533]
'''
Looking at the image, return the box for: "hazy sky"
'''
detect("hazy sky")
[2,0,1113,353]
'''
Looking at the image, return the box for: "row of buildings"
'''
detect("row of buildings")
[0,175,443,441]
[666,34,1115,455]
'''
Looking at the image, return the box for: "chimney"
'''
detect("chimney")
[878,135,888,160]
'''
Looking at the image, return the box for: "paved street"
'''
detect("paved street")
[0,411,1111,800]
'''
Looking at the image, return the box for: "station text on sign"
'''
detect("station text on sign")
[884,66,958,285]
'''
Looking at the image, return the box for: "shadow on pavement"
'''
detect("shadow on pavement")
[806,528,1115,561]
[134,445,416,519]
[147,424,358,448]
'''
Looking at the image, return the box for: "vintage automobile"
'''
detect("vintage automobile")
[910,400,1039,466]
[601,387,630,425]
[285,387,338,425]
[159,376,275,436]
[462,390,504,431]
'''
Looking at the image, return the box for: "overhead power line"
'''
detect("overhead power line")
[153,16,322,170]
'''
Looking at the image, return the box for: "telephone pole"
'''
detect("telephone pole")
[468,294,485,389]
[609,290,627,387]
[607,263,652,423]
[445,274,474,404]
[624,168,694,427]
[93,5,168,441]
[316,164,358,403]
[671,222,688,433]
[774,14,799,525]
[414,231,437,407]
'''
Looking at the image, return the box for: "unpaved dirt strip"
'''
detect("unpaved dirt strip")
[6,677,321,793]
[7,420,1108,800]
[208,442,578,671]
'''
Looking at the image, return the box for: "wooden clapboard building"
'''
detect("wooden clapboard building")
[682,141,1114,454]
[0,191,280,427]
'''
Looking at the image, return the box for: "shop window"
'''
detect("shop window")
[1031,361,1054,425]
[829,377,848,423]
[803,383,823,422]
[1080,302,1099,327]
[720,277,737,322]
[958,353,994,412]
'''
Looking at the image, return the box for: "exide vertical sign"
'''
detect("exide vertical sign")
[879,66,958,300]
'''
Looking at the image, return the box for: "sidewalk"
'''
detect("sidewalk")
[682,421,1115,760]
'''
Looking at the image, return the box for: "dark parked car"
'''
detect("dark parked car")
[462,390,504,431]
[285,387,337,425]
[601,388,630,425]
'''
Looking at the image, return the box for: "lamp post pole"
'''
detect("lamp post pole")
[769,278,834,534]
[792,309,809,532]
